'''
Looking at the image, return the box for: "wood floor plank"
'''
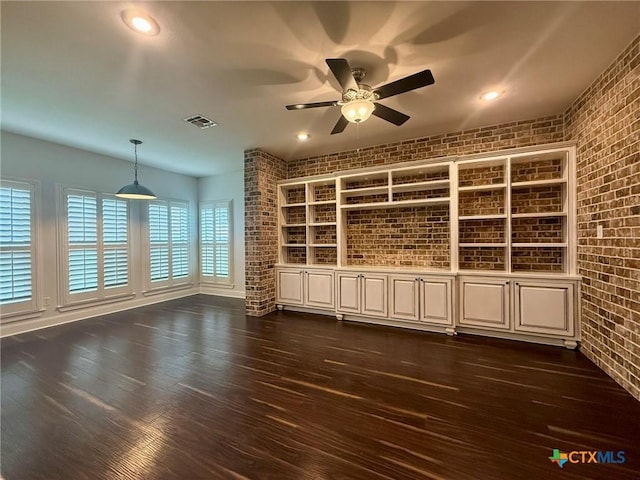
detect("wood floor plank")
[1,294,639,480]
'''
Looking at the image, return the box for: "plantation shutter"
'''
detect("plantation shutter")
[200,207,214,276]
[0,184,33,304]
[149,202,169,282]
[214,204,229,278]
[67,193,98,293]
[102,197,128,288]
[200,201,231,282]
[171,204,189,278]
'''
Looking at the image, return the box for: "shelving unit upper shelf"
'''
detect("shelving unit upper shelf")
[278,144,575,275]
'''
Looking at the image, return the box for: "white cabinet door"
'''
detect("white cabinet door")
[389,275,419,321]
[276,269,304,305]
[361,274,388,317]
[420,277,452,325]
[459,278,509,329]
[305,270,335,309]
[336,273,360,313]
[514,281,574,336]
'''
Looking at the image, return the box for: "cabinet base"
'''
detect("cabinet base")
[277,304,284,311]
[445,327,457,336]
[457,327,579,349]
[336,314,344,321]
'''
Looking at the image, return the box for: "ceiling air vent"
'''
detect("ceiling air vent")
[184,114,217,129]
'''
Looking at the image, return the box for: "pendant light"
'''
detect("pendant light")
[116,139,156,199]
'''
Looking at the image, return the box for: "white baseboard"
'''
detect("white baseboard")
[0,287,199,338]
[199,286,246,299]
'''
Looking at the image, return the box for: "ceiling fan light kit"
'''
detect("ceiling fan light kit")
[286,58,434,134]
[341,99,375,124]
[116,139,157,200]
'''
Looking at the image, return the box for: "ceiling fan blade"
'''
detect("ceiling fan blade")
[326,58,358,92]
[286,101,338,110]
[372,103,410,126]
[374,69,435,100]
[330,115,349,135]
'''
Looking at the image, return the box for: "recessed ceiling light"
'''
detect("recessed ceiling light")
[297,133,309,141]
[480,90,502,101]
[121,9,160,36]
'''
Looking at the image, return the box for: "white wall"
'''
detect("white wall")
[198,169,245,298]
[0,131,201,336]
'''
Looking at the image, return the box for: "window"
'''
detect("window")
[200,201,232,284]
[62,189,130,304]
[0,180,38,317]
[147,200,190,288]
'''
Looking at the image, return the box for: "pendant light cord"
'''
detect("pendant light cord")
[133,142,139,183]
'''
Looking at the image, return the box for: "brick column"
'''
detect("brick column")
[244,149,287,316]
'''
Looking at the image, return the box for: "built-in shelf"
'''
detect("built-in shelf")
[458,183,507,192]
[279,179,338,266]
[459,243,507,247]
[341,198,450,210]
[459,214,507,220]
[512,243,567,248]
[391,179,450,193]
[282,202,306,208]
[278,144,573,274]
[511,212,566,218]
[511,178,566,188]
[341,186,389,197]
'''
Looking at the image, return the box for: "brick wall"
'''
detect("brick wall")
[244,149,287,316]
[346,205,450,269]
[565,35,639,400]
[288,115,564,178]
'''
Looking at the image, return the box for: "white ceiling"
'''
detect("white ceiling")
[2,1,639,177]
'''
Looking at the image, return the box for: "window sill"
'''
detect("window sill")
[57,293,136,313]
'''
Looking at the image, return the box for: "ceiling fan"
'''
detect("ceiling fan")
[286,58,435,135]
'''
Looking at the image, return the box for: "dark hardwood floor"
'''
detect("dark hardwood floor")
[1,295,639,480]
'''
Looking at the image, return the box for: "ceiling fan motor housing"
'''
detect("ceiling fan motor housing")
[341,67,380,103]
[342,83,377,103]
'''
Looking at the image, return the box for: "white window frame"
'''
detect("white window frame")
[143,199,192,293]
[0,178,42,320]
[58,187,132,309]
[199,200,233,286]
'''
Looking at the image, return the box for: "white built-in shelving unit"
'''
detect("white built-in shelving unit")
[275,143,579,349]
